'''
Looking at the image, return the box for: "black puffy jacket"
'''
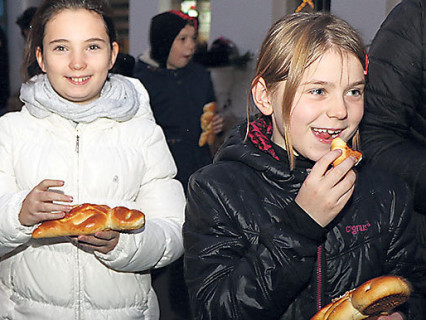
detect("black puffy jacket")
[361,0,426,217]
[184,116,426,319]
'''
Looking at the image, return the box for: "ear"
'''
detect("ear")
[251,77,273,115]
[108,42,120,70]
[35,46,46,72]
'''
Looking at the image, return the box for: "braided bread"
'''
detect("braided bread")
[198,102,216,147]
[32,203,145,238]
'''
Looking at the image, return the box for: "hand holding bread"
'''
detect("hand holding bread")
[32,203,145,238]
[19,179,73,227]
[311,275,411,320]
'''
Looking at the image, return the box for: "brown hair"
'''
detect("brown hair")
[22,0,117,81]
[250,12,365,170]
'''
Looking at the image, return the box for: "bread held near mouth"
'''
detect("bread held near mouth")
[311,275,411,320]
[330,137,362,167]
[32,203,145,238]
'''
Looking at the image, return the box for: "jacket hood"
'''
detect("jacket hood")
[215,115,313,181]
[149,10,197,68]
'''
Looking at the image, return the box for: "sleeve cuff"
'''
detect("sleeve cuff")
[280,201,327,242]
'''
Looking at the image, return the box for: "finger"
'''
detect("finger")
[36,179,65,191]
[213,124,223,134]
[324,156,357,187]
[77,236,114,252]
[331,168,357,192]
[76,235,104,247]
[38,191,74,204]
[38,203,73,214]
[77,242,111,254]
[312,149,343,176]
[34,211,67,222]
[93,230,118,241]
[335,183,355,209]
[315,172,355,214]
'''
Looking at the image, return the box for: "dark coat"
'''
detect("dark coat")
[0,27,9,113]
[360,0,426,217]
[184,116,426,319]
[133,59,215,191]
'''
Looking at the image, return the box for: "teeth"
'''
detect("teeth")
[71,76,90,82]
[313,128,342,137]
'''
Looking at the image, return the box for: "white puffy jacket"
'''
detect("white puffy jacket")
[0,78,185,319]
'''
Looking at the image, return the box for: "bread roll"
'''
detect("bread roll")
[325,293,369,320]
[310,301,333,320]
[311,275,411,320]
[330,137,362,167]
[351,276,411,316]
[198,102,216,147]
[32,203,145,238]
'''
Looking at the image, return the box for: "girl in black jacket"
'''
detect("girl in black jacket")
[183,12,426,320]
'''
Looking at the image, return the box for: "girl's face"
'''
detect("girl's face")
[36,9,118,105]
[271,49,365,162]
[167,24,197,70]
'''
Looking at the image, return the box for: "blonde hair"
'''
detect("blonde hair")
[250,12,365,170]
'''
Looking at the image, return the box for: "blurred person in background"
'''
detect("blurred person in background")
[133,10,223,320]
[360,0,426,261]
[0,26,9,115]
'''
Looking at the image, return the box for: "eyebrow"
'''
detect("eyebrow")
[47,37,107,45]
[300,79,366,87]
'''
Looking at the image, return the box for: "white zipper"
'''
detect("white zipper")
[75,134,80,154]
[75,130,82,319]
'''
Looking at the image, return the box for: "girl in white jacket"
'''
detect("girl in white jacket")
[0,0,185,319]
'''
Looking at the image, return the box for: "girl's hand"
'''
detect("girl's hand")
[295,149,357,227]
[378,312,405,320]
[19,179,73,226]
[71,230,120,254]
[212,113,224,134]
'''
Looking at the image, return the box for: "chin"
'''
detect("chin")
[68,96,97,105]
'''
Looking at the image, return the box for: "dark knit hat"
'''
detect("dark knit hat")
[150,10,197,68]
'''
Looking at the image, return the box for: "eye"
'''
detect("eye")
[347,88,363,97]
[88,44,101,50]
[53,45,66,52]
[309,88,325,95]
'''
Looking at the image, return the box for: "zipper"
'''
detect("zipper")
[316,245,323,311]
[75,131,82,319]
[75,134,80,154]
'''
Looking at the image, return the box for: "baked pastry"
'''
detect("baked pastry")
[330,137,362,167]
[32,203,145,238]
[311,275,411,320]
[198,102,216,147]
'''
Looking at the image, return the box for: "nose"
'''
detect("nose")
[69,51,87,70]
[326,96,348,119]
[187,38,196,52]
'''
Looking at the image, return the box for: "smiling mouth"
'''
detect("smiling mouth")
[312,128,342,140]
[67,76,91,84]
